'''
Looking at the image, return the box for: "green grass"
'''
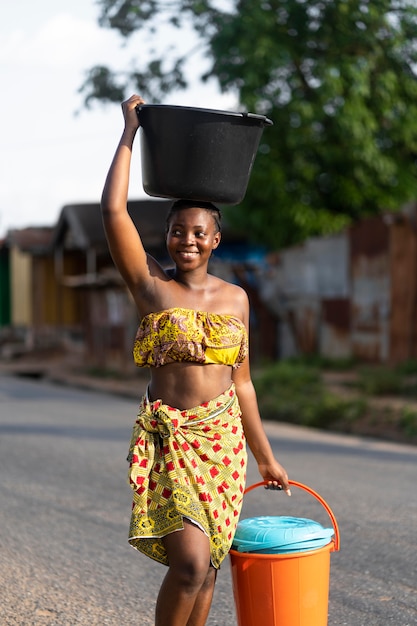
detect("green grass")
[355,366,404,396]
[400,407,417,438]
[253,360,367,430]
[83,366,125,379]
[252,358,417,442]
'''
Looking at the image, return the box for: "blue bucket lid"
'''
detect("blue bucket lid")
[232,516,334,554]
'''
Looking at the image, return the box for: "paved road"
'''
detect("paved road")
[0,374,416,625]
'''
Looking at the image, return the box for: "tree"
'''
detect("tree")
[81,0,417,249]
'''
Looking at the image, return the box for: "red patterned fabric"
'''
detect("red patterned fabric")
[127,385,247,568]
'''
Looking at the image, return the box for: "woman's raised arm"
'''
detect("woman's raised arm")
[101,95,164,298]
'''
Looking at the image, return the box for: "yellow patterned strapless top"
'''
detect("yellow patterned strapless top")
[133,307,248,368]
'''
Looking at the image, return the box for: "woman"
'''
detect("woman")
[101,94,291,626]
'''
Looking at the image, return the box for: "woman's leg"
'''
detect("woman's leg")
[185,566,217,626]
[155,519,216,626]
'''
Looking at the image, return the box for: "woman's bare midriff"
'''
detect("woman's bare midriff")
[147,362,234,410]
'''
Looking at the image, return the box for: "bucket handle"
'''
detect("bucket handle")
[244,480,340,552]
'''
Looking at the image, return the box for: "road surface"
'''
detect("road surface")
[0,374,416,625]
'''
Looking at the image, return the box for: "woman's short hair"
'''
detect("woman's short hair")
[165,199,222,234]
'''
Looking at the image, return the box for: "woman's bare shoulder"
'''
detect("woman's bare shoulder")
[229,281,249,304]
[211,275,249,318]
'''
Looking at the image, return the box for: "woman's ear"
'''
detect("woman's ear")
[212,232,221,250]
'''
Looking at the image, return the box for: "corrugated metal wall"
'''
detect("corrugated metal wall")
[258,233,351,360]
[257,211,417,364]
[389,218,417,364]
[350,217,390,362]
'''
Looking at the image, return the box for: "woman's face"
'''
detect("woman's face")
[166,207,221,270]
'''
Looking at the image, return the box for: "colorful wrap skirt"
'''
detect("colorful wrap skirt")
[127,384,247,569]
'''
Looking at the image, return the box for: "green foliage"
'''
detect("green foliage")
[356,365,404,395]
[84,366,126,379]
[253,361,366,429]
[395,358,417,376]
[400,406,417,438]
[83,0,417,248]
[79,66,126,108]
[287,354,358,371]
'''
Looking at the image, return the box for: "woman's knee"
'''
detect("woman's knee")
[176,561,209,592]
[163,523,212,592]
[169,552,212,592]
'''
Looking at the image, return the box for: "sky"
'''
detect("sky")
[0,0,236,238]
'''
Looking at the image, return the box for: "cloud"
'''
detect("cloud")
[0,13,127,69]
[0,4,238,235]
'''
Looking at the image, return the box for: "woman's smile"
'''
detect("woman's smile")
[177,250,199,257]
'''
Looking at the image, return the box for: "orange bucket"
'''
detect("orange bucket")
[229,480,340,626]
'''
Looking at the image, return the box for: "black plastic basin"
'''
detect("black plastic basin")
[137,104,273,205]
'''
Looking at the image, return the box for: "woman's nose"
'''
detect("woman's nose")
[182,231,195,244]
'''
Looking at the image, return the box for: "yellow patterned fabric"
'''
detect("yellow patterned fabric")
[127,384,247,568]
[133,307,248,369]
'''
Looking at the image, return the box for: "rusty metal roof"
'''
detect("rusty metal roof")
[6,227,54,254]
[49,199,172,251]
